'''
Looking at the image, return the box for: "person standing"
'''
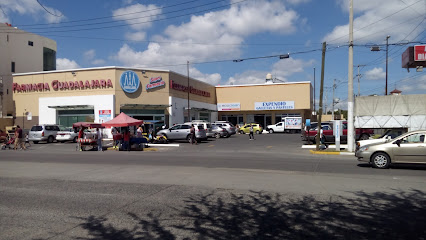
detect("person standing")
[96,128,103,151]
[78,127,85,151]
[249,124,254,140]
[123,128,130,151]
[136,126,143,138]
[111,127,118,149]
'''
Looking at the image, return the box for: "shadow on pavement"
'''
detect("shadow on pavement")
[64,190,426,239]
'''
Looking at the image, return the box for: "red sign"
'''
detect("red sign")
[99,110,111,115]
[414,45,426,61]
[170,80,211,97]
[13,79,113,93]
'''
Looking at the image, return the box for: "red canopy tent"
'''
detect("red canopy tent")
[101,112,143,128]
[72,122,104,128]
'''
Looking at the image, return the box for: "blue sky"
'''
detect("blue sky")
[1,0,425,110]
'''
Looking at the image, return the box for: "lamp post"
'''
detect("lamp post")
[187,61,190,122]
[23,109,26,130]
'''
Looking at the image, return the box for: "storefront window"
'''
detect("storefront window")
[57,109,94,127]
[199,112,209,121]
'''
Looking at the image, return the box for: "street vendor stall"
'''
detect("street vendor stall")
[72,122,104,151]
[102,112,148,151]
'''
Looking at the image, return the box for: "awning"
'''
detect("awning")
[120,104,171,110]
[48,105,94,110]
[184,107,217,113]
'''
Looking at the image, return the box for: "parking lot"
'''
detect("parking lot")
[15,131,308,155]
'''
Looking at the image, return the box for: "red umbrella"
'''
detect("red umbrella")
[72,122,104,128]
[101,112,143,128]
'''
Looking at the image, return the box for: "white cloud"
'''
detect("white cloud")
[189,67,222,86]
[323,0,425,43]
[286,0,310,5]
[225,58,315,85]
[125,31,146,41]
[84,49,96,60]
[56,58,80,70]
[365,67,385,80]
[0,0,65,23]
[112,3,162,30]
[113,0,301,84]
[399,75,426,93]
[83,49,105,66]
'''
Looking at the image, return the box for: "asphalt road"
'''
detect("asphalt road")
[1,133,425,239]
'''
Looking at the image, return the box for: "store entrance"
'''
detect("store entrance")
[254,115,271,129]
[57,110,94,127]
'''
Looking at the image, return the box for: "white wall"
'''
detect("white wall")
[169,96,217,125]
[39,95,115,124]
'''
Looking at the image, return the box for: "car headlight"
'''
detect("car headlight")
[359,146,369,152]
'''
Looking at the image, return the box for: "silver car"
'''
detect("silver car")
[29,124,60,144]
[213,121,237,135]
[356,130,426,169]
[157,124,207,142]
[210,125,229,138]
[56,127,79,143]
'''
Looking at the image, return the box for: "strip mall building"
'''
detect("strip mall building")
[12,67,312,129]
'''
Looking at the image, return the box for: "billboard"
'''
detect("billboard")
[414,45,426,61]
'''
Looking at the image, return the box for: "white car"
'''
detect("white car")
[56,127,79,143]
[356,129,406,150]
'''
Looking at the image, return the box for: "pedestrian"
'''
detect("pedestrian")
[320,127,327,148]
[78,127,85,151]
[123,128,130,151]
[14,125,26,150]
[96,128,103,151]
[190,124,197,145]
[136,126,143,138]
[111,127,118,149]
[25,133,31,147]
[249,124,254,140]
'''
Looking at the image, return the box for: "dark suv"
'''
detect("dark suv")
[29,124,60,144]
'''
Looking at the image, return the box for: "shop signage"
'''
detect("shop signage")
[170,80,211,97]
[217,103,240,111]
[13,79,113,93]
[146,76,165,90]
[254,101,295,110]
[99,110,112,123]
[414,45,426,61]
[120,70,140,93]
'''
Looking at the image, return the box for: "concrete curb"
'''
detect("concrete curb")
[309,150,355,155]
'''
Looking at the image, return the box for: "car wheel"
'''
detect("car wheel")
[33,141,39,144]
[73,137,78,143]
[359,134,369,140]
[215,133,221,139]
[60,141,65,143]
[240,130,245,134]
[186,134,192,143]
[256,130,260,134]
[371,152,391,169]
[47,136,54,143]
[269,129,274,134]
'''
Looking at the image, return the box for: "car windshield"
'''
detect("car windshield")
[31,126,42,131]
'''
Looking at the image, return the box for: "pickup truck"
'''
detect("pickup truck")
[302,121,374,143]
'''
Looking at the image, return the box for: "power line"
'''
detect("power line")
[36,0,63,17]
[0,0,248,34]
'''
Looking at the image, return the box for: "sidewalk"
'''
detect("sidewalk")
[302,144,355,155]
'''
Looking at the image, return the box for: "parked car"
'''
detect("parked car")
[29,124,60,144]
[212,121,237,135]
[302,121,373,143]
[356,129,407,151]
[356,130,426,169]
[239,123,263,134]
[0,129,7,142]
[186,120,213,138]
[157,124,207,142]
[211,125,229,138]
[56,127,79,143]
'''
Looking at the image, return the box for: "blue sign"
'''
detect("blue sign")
[120,71,140,93]
[306,119,311,127]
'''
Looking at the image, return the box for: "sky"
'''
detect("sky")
[0,0,425,111]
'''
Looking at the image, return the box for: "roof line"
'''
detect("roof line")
[216,81,311,87]
[12,66,171,76]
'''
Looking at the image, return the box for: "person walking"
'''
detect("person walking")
[24,133,31,148]
[190,124,197,145]
[249,124,254,140]
[96,128,103,151]
[123,128,130,151]
[14,125,26,150]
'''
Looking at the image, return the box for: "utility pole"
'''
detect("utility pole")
[385,35,390,95]
[332,79,336,120]
[316,42,326,151]
[187,61,190,122]
[347,0,355,152]
[313,67,316,115]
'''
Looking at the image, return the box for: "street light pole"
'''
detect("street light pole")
[187,61,190,122]
[385,35,390,95]
[347,0,355,152]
